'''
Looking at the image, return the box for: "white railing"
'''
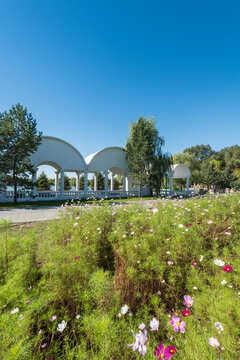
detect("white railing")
[0,189,195,203]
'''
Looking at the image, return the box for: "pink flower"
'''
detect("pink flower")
[170,316,186,333]
[223,265,232,272]
[154,343,177,359]
[165,346,177,358]
[75,256,80,260]
[187,223,192,226]
[183,295,194,308]
[49,315,57,321]
[25,300,31,304]
[182,309,191,317]
[192,261,197,266]
[167,261,173,265]
[115,249,119,253]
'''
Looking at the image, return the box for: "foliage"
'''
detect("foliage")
[0,103,42,203]
[64,175,71,191]
[37,171,51,191]
[0,194,239,359]
[126,117,166,196]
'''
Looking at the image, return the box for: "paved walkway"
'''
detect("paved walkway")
[0,206,61,223]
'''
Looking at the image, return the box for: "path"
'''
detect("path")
[0,206,61,223]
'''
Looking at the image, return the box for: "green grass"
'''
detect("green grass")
[0,194,239,359]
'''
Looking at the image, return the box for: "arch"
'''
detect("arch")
[30,136,87,171]
[168,164,191,179]
[85,147,130,173]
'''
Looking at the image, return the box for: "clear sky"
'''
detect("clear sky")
[1,0,240,176]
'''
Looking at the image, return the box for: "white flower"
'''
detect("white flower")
[214,259,225,267]
[11,308,19,314]
[193,287,198,290]
[221,280,227,285]
[19,314,24,320]
[178,224,184,228]
[76,314,80,319]
[207,220,212,224]
[215,322,224,334]
[57,320,67,332]
[121,305,129,315]
[152,208,158,214]
[139,323,145,330]
[228,285,233,288]
[150,317,159,331]
[199,255,204,262]
[209,337,220,348]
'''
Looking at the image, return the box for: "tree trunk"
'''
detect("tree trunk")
[139,181,142,198]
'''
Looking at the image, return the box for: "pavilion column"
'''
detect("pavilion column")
[169,176,173,192]
[104,171,108,196]
[55,171,59,192]
[60,169,64,197]
[94,172,98,191]
[110,173,114,191]
[32,169,37,196]
[84,170,88,197]
[186,177,190,191]
[76,171,80,191]
[122,173,126,196]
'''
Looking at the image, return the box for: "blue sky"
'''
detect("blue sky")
[1,0,240,178]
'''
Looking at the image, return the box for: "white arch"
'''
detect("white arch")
[85,147,130,173]
[168,164,191,192]
[169,164,191,179]
[30,136,87,171]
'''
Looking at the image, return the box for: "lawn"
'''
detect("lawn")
[0,194,239,359]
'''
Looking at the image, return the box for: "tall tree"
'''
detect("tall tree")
[0,103,42,204]
[37,171,51,191]
[125,117,165,196]
[64,175,71,190]
[149,152,172,196]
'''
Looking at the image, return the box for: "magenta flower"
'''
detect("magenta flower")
[25,300,31,304]
[183,295,194,308]
[170,316,186,333]
[127,328,148,356]
[182,309,191,317]
[192,261,197,266]
[75,256,80,260]
[154,344,177,359]
[223,265,232,272]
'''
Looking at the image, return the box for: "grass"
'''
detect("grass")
[0,196,152,209]
[0,194,239,359]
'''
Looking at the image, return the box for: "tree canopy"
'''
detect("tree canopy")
[0,103,42,203]
[125,117,171,196]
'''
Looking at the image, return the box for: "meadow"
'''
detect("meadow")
[0,194,239,360]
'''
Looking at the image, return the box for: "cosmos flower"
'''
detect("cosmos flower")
[221,280,227,285]
[223,265,232,272]
[121,305,129,315]
[11,308,19,314]
[183,295,194,308]
[127,328,148,356]
[182,309,191,317]
[57,320,67,332]
[170,316,186,333]
[154,343,176,359]
[49,315,57,321]
[213,259,225,267]
[150,318,159,332]
[209,337,220,348]
[215,322,224,334]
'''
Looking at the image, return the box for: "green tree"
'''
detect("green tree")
[64,175,71,190]
[125,117,165,196]
[37,171,51,191]
[0,103,42,204]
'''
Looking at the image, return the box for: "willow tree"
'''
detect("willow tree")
[0,103,42,204]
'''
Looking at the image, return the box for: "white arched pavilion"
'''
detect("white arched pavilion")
[168,164,191,191]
